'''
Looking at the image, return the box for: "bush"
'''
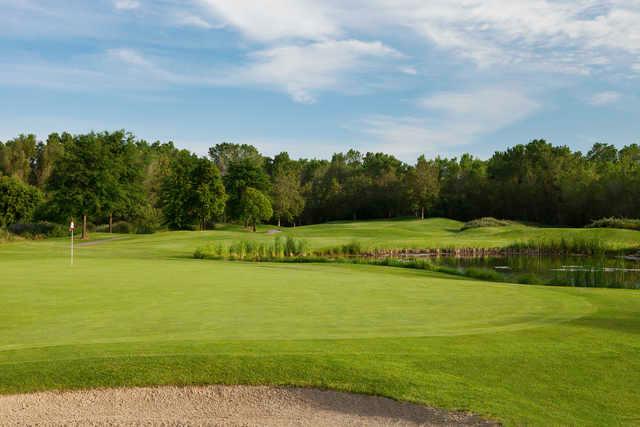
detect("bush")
[113,221,134,234]
[8,222,67,239]
[461,217,510,231]
[134,206,162,234]
[586,217,640,231]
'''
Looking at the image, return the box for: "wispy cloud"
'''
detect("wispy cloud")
[197,0,339,42]
[173,12,217,29]
[361,87,540,157]
[589,91,621,106]
[114,0,140,11]
[233,40,403,103]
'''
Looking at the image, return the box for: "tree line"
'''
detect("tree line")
[1,131,639,238]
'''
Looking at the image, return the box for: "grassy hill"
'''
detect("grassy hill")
[1,220,639,425]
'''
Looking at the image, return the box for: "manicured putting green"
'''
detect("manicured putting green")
[2,259,592,352]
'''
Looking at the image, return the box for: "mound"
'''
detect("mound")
[0,385,497,426]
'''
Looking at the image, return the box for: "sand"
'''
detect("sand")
[0,385,498,426]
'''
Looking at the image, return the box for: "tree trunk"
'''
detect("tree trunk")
[277,216,281,227]
[82,214,88,240]
[109,214,113,233]
[421,207,425,220]
[252,220,256,232]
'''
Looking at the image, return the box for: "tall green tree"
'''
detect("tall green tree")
[160,152,226,230]
[271,170,304,226]
[208,143,263,176]
[223,158,270,221]
[0,134,37,183]
[192,157,227,230]
[47,133,114,239]
[407,155,440,220]
[241,187,273,232]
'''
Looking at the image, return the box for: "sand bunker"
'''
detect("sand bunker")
[0,385,497,426]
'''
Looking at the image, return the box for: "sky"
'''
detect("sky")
[1,0,639,162]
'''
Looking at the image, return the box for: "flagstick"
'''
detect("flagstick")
[71,227,74,266]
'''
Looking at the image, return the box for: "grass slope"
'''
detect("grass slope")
[1,222,639,425]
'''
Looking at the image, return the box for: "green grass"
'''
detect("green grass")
[1,220,640,425]
[211,217,640,252]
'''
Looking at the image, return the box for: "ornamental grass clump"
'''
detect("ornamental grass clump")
[194,236,311,261]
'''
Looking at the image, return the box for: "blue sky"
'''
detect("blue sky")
[1,0,639,161]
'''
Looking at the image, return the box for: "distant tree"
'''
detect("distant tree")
[47,133,115,239]
[0,176,42,228]
[160,152,226,230]
[223,158,270,220]
[160,150,198,230]
[407,155,440,219]
[31,133,67,188]
[241,187,273,232]
[208,143,263,176]
[0,134,37,183]
[192,157,227,230]
[271,170,304,226]
[44,131,144,238]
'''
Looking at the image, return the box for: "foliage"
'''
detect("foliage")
[406,155,440,219]
[160,151,226,230]
[240,187,273,231]
[4,132,640,230]
[586,217,640,231]
[224,158,270,220]
[96,221,134,234]
[45,131,144,239]
[461,217,511,230]
[0,176,43,227]
[507,238,608,255]
[271,169,305,226]
[208,142,264,176]
[7,221,66,239]
[133,205,162,234]
[195,236,310,260]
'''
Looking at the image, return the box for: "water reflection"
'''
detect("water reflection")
[431,255,640,289]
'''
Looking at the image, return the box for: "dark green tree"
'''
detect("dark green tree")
[241,187,273,232]
[271,170,304,226]
[160,152,226,230]
[407,155,440,219]
[223,158,270,221]
[0,176,42,228]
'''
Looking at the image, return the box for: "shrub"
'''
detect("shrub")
[586,217,640,231]
[0,176,43,227]
[134,206,162,234]
[461,217,510,231]
[112,221,134,234]
[8,222,67,239]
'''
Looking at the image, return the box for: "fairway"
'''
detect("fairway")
[1,226,640,426]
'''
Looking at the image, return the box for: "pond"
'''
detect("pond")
[427,254,640,289]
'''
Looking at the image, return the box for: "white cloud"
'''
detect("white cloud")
[197,0,339,41]
[234,40,402,103]
[361,87,540,156]
[399,66,417,75]
[174,12,217,29]
[589,91,621,106]
[107,48,151,67]
[195,0,640,74]
[114,0,140,11]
